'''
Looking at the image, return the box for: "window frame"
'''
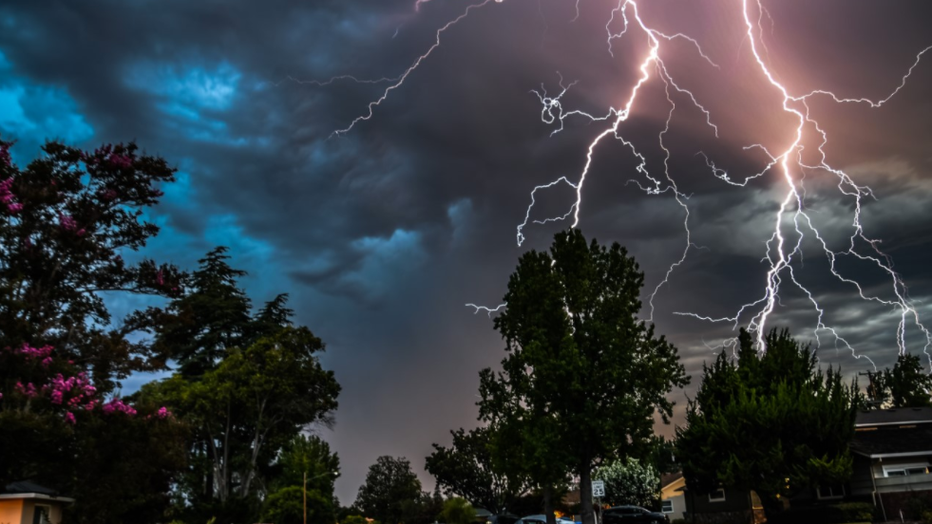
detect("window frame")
[882,463,930,478]
[708,489,726,502]
[661,499,674,514]
[33,504,52,524]
[816,484,845,500]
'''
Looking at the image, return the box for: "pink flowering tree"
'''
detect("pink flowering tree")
[0,138,188,521]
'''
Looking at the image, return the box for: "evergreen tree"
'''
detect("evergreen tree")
[676,328,859,519]
[155,247,251,377]
[882,353,932,408]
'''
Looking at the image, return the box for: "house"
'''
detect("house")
[660,472,686,522]
[0,481,74,524]
[681,484,763,524]
[848,407,932,521]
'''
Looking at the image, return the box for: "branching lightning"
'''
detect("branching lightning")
[311,0,932,365]
[466,303,508,316]
[331,0,502,138]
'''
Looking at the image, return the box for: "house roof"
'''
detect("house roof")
[0,481,75,504]
[850,424,932,458]
[661,472,684,489]
[3,481,59,496]
[855,407,932,428]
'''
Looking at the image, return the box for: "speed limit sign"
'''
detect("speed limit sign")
[592,480,605,498]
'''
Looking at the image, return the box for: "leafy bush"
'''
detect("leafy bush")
[671,519,686,524]
[441,497,476,524]
[833,502,874,522]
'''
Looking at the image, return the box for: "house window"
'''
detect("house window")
[817,484,845,500]
[883,463,930,477]
[662,500,674,513]
[708,489,726,502]
[33,505,52,524]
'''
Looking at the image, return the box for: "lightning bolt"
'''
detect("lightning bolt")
[316,0,931,366]
[666,0,930,364]
[466,303,508,316]
[332,0,503,138]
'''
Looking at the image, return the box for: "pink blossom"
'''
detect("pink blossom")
[14,343,53,361]
[64,412,76,425]
[59,213,78,231]
[15,382,37,398]
[0,178,20,213]
[41,356,53,368]
[156,406,172,419]
[109,154,133,169]
[102,398,137,416]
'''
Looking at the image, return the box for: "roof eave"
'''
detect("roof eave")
[0,493,75,503]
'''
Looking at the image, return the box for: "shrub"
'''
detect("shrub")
[441,497,476,524]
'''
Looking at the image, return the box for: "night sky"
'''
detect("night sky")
[2,0,931,504]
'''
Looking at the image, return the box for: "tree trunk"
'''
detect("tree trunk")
[543,485,556,524]
[203,439,214,501]
[758,491,784,524]
[580,466,595,524]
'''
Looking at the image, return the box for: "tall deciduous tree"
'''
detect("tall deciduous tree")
[355,456,423,524]
[479,229,689,524]
[676,328,858,519]
[426,426,526,514]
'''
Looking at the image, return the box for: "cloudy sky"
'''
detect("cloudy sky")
[2,0,931,504]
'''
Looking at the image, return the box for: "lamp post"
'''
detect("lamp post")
[305,470,338,524]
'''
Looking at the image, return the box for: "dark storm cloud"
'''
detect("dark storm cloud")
[2,0,932,503]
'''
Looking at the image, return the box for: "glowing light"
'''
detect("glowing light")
[311,0,931,364]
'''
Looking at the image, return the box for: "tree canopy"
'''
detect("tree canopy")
[478,229,689,524]
[865,353,932,408]
[676,328,859,517]
[355,456,423,524]
[426,426,526,514]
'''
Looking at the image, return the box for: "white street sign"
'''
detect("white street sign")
[592,480,605,498]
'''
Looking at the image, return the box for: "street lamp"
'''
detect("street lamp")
[305,470,338,524]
